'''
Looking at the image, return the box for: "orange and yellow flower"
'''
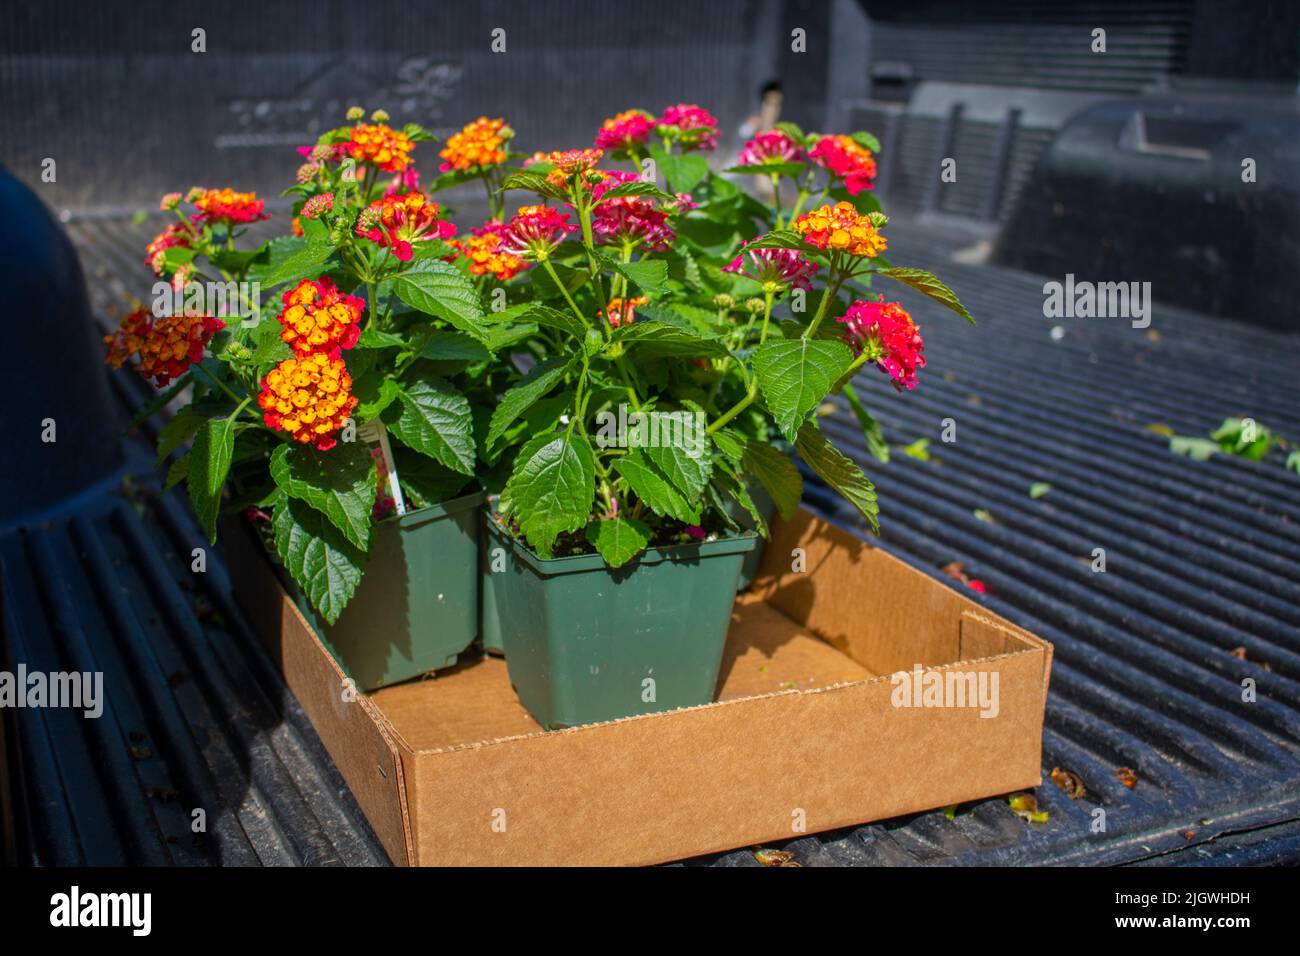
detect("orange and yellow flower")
[354,192,456,262]
[105,307,225,387]
[144,223,194,275]
[258,353,358,451]
[793,201,887,258]
[192,187,268,225]
[347,122,415,173]
[449,219,529,281]
[541,148,603,189]
[275,277,365,358]
[599,295,648,329]
[439,117,510,172]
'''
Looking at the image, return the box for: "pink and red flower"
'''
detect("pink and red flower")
[836,297,925,390]
[809,135,877,195]
[659,104,719,151]
[724,239,819,293]
[738,130,804,167]
[595,109,656,155]
[144,223,195,276]
[498,205,578,260]
[590,171,676,252]
[354,192,457,262]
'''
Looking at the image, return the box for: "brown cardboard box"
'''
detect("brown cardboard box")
[227,508,1053,866]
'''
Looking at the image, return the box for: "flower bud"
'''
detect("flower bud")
[745,297,765,314]
[296,162,320,185]
[159,192,182,212]
[713,293,735,309]
[370,109,389,123]
[346,106,364,121]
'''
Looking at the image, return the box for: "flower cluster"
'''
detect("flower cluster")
[354,192,457,261]
[658,104,719,151]
[450,219,530,281]
[836,298,925,390]
[439,117,510,172]
[275,277,364,358]
[542,148,604,190]
[192,188,268,225]
[595,109,656,155]
[809,135,877,196]
[738,130,803,167]
[599,296,647,329]
[590,171,675,252]
[144,223,194,277]
[793,201,887,258]
[347,123,415,173]
[104,307,225,387]
[498,205,577,261]
[257,352,359,451]
[300,192,334,219]
[725,240,818,293]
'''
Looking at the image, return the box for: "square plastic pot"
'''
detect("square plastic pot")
[482,511,758,729]
[275,490,484,691]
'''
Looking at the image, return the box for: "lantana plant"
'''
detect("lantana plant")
[105,101,972,621]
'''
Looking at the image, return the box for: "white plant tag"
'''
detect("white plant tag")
[357,420,407,516]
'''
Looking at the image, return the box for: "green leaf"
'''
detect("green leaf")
[851,131,882,154]
[355,327,406,351]
[354,374,401,421]
[795,423,879,533]
[1286,450,1300,475]
[744,229,820,254]
[123,371,192,432]
[721,162,806,179]
[710,428,745,463]
[1029,482,1053,500]
[719,473,768,538]
[187,417,237,542]
[585,517,651,568]
[389,445,471,507]
[642,424,712,500]
[902,437,931,461]
[614,453,701,524]
[504,430,597,557]
[269,442,375,551]
[386,376,476,475]
[776,121,807,146]
[393,260,489,343]
[165,453,189,490]
[742,441,802,521]
[614,320,729,358]
[1169,436,1221,461]
[487,357,572,448]
[595,181,677,204]
[418,331,493,362]
[500,171,568,202]
[272,494,367,626]
[606,257,670,295]
[650,146,710,194]
[843,383,889,464]
[252,233,334,290]
[876,267,975,325]
[752,338,855,441]
[249,319,293,370]
[514,304,586,340]
[155,406,207,468]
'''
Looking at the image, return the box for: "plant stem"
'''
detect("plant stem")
[770,173,784,228]
[541,258,587,330]
[804,258,841,339]
[706,291,772,435]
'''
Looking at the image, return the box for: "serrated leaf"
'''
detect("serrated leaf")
[752,338,855,441]
[742,441,802,521]
[273,495,367,626]
[386,375,476,475]
[641,416,712,500]
[614,320,729,358]
[744,229,819,254]
[419,331,492,362]
[269,442,375,550]
[607,257,670,295]
[487,357,572,448]
[876,267,975,325]
[187,417,237,542]
[851,130,882,154]
[393,260,489,342]
[775,121,807,146]
[650,147,710,194]
[710,428,745,463]
[843,383,889,464]
[250,318,293,370]
[252,233,335,289]
[155,406,207,468]
[165,453,189,490]
[355,326,406,350]
[389,445,470,507]
[500,170,568,202]
[515,304,586,340]
[585,517,651,568]
[353,374,401,421]
[504,430,597,557]
[720,473,768,538]
[795,422,879,533]
[596,181,677,204]
[614,453,701,523]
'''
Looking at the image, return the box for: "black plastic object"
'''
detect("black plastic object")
[0,168,122,525]
[995,96,1300,330]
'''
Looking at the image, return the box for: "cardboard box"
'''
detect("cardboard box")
[227,508,1053,866]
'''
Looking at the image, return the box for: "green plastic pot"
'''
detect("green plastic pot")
[480,524,506,656]
[276,490,484,691]
[482,511,758,729]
